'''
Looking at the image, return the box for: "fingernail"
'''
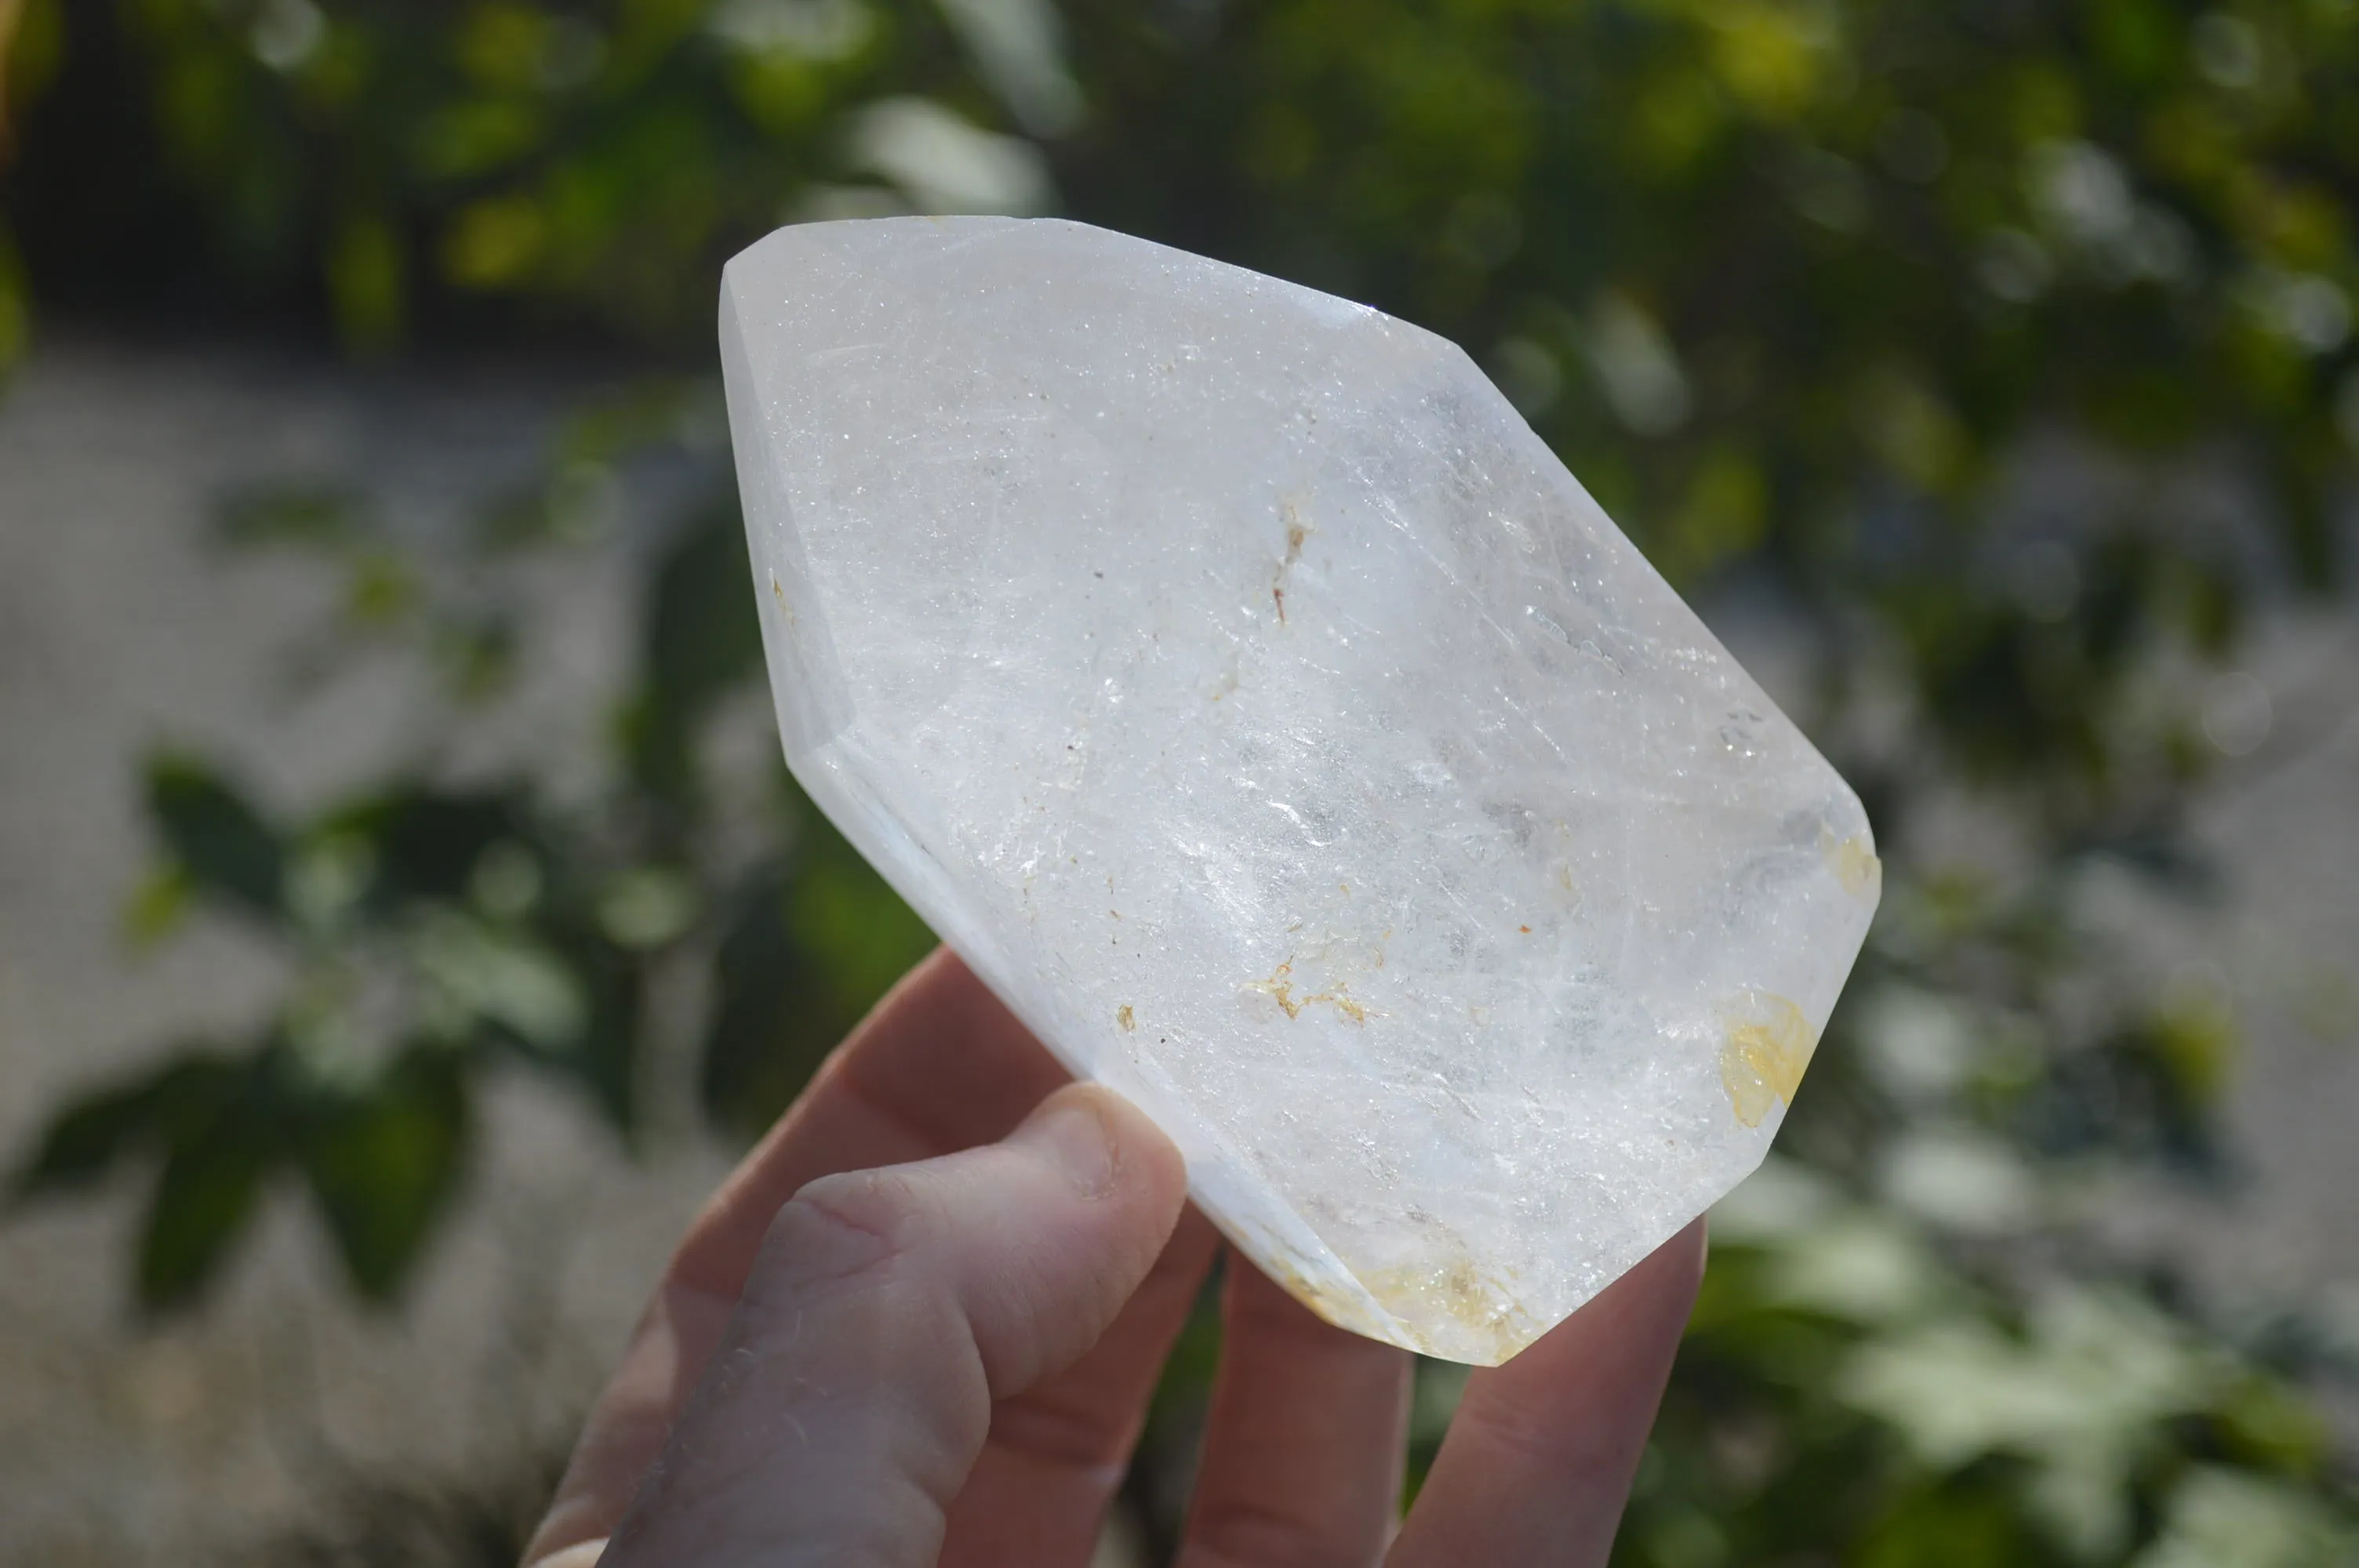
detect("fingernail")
[1016,1091,1119,1198]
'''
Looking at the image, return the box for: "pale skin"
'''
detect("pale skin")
[524,948,1707,1568]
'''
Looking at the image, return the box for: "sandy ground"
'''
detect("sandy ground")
[0,337,2352,1563]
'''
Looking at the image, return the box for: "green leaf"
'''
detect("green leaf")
[2213,1376,2334,1476]
[136,1105,274,1312]
[569,970,645,1138]
[20,1045,293,1312]
[788,809,939,1011]
[413,911,588,1050]
[327,211,406,356]
[479,922,645,1139]
[299,1049,470,1301]
[2141,1467,2359,1568]
[122,864,194,947]
[699,808,937,1137]
[625,504,765,807]
[325,787,529,911]
[699,860,833,1136]
[1855,1479,2063,1568]
[10,1054,240,1200]
[146,753,286,918]
[11,1084,157,1197]
[0,223,27,376]
[213,483,365,551]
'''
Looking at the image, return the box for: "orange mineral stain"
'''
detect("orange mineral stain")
[1819,826,1881,902]
[1717,993,1818,1128]
[1246,960,1369,1024]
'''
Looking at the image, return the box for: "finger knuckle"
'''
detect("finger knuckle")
[762,1168,925,1287]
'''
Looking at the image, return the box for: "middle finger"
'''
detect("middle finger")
[1176,1254,1414,1568]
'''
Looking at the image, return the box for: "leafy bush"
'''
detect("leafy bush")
[5,1,2357,1560]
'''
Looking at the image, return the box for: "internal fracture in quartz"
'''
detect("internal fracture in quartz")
[721,217,1880,1364]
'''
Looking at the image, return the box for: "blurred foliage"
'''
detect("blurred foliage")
[6,0,2359,1562]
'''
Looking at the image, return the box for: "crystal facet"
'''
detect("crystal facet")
[721,217,1879,1363]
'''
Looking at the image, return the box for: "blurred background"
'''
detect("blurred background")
[2,0,2357,1563]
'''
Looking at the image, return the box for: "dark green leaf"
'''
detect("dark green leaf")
[1854,1475,2066,1568]
[13,1082,162,1199]
[700,804,936,1137]
[787,808,940,1014]
[10,1054,241,1200]
[699,861,833,1137]
[569,972,646,1139]
[299,1048,470,1301]
[484,924,644,1139]
[136,1105,275,1312]
[213,483,365,552]
[146,753,285,918]
[325,787,529,911]
[626,504,764,808]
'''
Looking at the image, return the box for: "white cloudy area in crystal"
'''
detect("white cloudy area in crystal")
[720,217,1880,1364]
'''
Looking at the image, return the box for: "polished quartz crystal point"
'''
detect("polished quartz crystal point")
[720,216,1879,1364]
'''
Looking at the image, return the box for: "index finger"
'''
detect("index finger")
[672,947,1071,1301]
[525,947,1070,1567]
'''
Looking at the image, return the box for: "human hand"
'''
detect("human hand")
[523,948,1706,1568]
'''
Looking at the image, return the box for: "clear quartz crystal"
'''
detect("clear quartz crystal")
[721,216,1879,1364]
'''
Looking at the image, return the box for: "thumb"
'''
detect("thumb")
[599,1083,1187,1568]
